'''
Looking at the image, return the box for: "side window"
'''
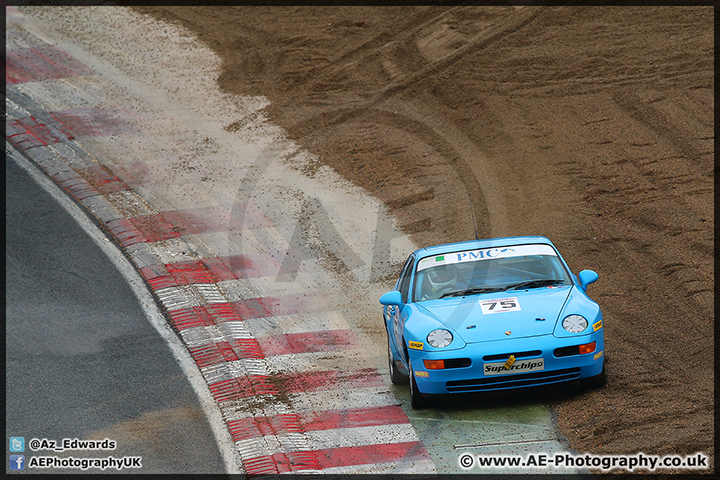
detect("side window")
[397,255,415,303]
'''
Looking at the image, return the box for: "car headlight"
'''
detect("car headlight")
[427,329,453,348]
[562,315,589,333]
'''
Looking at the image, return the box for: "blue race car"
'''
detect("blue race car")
[379,236,606,408]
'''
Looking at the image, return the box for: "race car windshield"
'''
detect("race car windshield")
[413,245,572,301]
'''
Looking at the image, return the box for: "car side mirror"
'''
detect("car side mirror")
[379,290,403,306]
[578,270,599,291]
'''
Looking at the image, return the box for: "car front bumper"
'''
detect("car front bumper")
[409,331,605,395]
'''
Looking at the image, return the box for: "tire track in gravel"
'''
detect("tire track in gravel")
[375,6,544,101]
[611,89,710,172]
[272,6,544,242]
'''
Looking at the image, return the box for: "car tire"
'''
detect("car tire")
[409,358,433,409]
[388,335,408,385]
[582,362,607,390]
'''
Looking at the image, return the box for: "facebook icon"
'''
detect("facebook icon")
[9,455,25,470]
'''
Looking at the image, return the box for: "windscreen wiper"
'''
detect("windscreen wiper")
[440,287,505,298]
[504,279,566,291]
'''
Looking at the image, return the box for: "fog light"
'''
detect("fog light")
[578,342,596,355]
[423,359,445,370]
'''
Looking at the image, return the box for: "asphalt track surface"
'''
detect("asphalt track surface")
[5,147,226,474]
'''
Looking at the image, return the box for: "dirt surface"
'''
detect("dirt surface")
[134,5,714,471]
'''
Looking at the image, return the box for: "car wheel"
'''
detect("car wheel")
[582,362,607,390]
[408,359,432,409]
[388,335,408,385]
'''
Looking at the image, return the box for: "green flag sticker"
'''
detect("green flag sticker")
[435,255,444,262]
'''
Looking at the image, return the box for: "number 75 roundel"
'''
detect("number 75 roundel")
[479,297,521,314]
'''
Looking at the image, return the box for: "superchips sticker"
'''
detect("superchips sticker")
[593,320,603,331]
[484,358,544,375]
[408,341,424,350]
[414,370,429,378]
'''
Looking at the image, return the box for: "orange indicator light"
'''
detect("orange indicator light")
[579,342,596,355]
[423,359,445,370]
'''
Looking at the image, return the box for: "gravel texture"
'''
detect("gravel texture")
[134,5,714,472]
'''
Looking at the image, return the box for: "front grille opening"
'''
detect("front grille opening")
[554,345,580,357]
[446,367,581,392]
[483,350,542,362]
[445,358,471,369]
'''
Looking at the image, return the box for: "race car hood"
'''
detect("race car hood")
[417,286,572,343]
